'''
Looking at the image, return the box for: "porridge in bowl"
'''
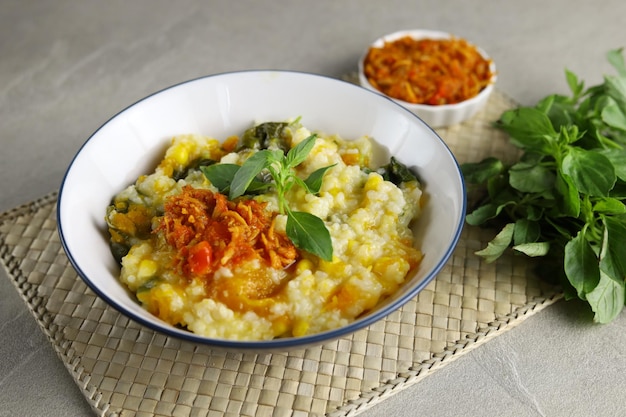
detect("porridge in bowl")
[105,119,424,340]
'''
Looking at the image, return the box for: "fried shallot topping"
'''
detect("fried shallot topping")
[158,186,298,278]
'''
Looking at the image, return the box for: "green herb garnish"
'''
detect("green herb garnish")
[202,134,335,261]
[462,48,626,323]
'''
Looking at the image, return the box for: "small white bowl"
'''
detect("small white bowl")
[57,70,466,351]
[358,29,496,128]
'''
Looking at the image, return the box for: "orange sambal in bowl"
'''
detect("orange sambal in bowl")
[363,35,494,105]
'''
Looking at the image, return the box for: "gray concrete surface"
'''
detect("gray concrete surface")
[1,1,625,416]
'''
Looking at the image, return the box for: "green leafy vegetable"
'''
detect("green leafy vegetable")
[377,157,419,185]
[238,121,290,152]
[202,134,335,261]
[462,48,626,323]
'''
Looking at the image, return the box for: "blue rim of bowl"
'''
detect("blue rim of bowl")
[56,69,467,350]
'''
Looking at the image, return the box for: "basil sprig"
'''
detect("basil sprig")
[202,134,335,261]
[462,49,626,323]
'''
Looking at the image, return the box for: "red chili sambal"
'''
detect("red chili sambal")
[158,186,298,279]
[363,36,493,105]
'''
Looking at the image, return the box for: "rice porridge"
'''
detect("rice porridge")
[105,120,423,340]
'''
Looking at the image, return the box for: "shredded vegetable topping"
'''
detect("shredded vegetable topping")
[363,36,493,105]
[159,186,298,275]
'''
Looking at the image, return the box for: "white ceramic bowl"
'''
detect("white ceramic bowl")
[57,70,466,351]
[358,29,497,128]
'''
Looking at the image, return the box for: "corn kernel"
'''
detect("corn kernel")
[364,173,383,191]
[272,315,290,337]
[292,320,309,337]
[172,145,189,165]
[295,259,313,275]
[138,259,158,279]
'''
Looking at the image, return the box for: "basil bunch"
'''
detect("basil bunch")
[462,49,626,323]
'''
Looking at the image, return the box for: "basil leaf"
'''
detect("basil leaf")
[610,181,626,199]
[486,174,511,200]
[601,98,626,131]
[475,223,515,263]
[461,157,504,184]
[246,177,273,193]
[303,164,336,194]
[593,198,626,215]
[565,69,585,98]
[509,162,555,193]
[286,134,317,168]
[466,201,513,226]
[598,148,626,182]
[286,211,333,261]
[525,205,545,222]
[229,150,272,199]
[547,102,577,133]
[561,148,615,197]
[554,171,580,218]
[536,94,556,114]
[513,218,541,245]
[560,124,583,145]
[564,231,600,299]
[605,74,626,109]
[607,48,626,77]
[599,216,626,283]
[498,107,557,153]
[201,163,240,193]
[586,271,625,324]
[513,242,550,257]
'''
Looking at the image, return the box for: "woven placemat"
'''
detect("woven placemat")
[0,88,562,417]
